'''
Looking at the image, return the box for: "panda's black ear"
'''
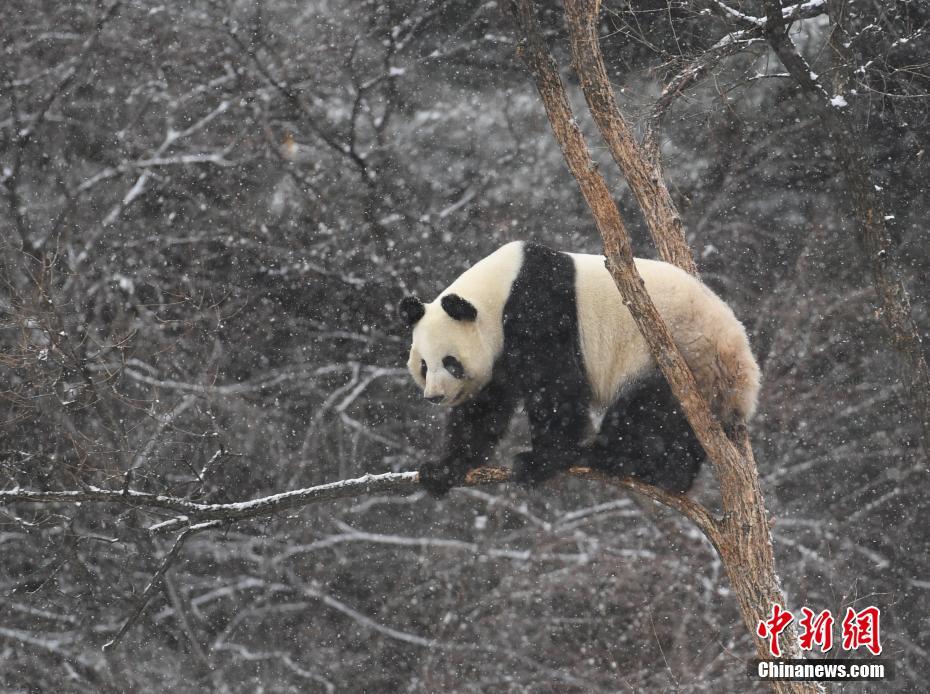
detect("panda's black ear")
[441,294,477,322]
[399,296,425,326]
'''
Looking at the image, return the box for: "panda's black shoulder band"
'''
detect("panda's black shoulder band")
[441,294,478,322]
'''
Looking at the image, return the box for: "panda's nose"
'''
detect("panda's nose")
[426,395,444,404]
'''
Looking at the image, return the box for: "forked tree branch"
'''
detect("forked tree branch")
[650,1,827,172]
[2,465,720,651]
[563,0,697,276]
[101,520,221,652]
[511,0,738,483]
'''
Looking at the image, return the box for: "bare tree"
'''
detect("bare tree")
[511,2,816,690]
[758,0,930,458]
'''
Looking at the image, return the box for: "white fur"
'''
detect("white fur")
[406,242,760,422]
[407,242,523,406]
[569,253,760,421]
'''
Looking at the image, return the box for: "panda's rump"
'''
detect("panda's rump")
[568,253,760,423]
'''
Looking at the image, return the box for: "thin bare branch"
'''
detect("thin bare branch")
[102,520,221,652]
[761,0,930,458]
[651,0,828,139]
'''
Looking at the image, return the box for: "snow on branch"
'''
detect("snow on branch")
[2,465,719,652]
[652,0,828,137]
[0,467,720,542]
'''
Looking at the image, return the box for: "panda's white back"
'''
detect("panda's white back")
[568,252,760,421]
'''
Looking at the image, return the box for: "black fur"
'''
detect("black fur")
[399,296,425,325]
[500,244,590,485]
[441,294,478,321]
[583,372,705,492]
[417,242,707,496]
[419,378,517,497]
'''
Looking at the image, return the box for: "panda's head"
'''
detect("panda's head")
[399,293,496,406]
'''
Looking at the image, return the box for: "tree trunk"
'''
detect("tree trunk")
[511,1,821,690]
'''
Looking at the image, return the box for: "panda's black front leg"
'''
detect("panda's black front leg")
[513,387,589,486]
[418,380,517,497]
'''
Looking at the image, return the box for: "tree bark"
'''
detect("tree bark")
[511,1,820,690]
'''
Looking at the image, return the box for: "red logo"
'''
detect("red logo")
[798,608,834,653]
[757,604,794,657]
[758,604,882,657]
[842,606,882,655]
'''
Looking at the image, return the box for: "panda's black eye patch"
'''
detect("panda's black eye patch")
[443,356,465,379]
[420,359,428,379]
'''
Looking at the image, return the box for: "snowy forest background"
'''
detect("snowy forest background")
[1,0,928,691]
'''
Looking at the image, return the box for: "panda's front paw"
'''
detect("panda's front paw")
[418,461,461,498]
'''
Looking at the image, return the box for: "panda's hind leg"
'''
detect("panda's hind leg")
[585,372,705,493]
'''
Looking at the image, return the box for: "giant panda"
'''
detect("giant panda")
[399,241,760,497]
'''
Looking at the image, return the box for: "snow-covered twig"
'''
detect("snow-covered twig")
[0,466,719,542]
[651,0,828,134]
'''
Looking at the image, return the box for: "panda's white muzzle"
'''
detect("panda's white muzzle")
[423,385,467,407]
